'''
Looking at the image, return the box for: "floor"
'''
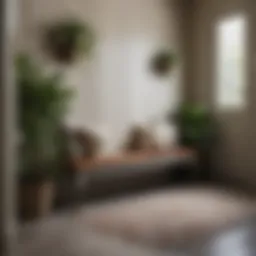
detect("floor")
[17,186,256,256]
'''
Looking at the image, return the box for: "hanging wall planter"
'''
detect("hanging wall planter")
[44,19,95,63]
[150,50,177,77]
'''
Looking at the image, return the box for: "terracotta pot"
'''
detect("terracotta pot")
[19,180,55,220]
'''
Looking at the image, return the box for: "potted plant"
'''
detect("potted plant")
[16,54,74,219]
[170,104,218,180]
[151,49,177,77]
[44,19,95,63]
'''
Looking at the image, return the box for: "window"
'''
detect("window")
[215,15,247,110]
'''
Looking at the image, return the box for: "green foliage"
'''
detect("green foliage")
[45,19,95,62]
[16,54,74,179]
[151,49,177,76]
[174,104,216,148]
[154,50,177,65]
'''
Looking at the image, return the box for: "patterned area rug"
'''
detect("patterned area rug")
[76,187,255,249]
[18,186,255,256]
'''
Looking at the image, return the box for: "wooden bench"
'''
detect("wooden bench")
[56,148,197,206]
[73,148,195,171]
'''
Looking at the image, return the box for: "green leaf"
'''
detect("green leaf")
[16,53,75,178]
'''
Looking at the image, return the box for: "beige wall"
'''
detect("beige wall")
[187,0,256,187]
[18,0,183,153]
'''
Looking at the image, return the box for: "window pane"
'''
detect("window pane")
[215,15,247,109]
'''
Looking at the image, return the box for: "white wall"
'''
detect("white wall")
[18,0,182,153]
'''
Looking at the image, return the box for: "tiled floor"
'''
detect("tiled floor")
[17,186,255,256]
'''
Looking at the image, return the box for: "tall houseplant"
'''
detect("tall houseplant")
[172,104,218,180]
[16,54,74,218]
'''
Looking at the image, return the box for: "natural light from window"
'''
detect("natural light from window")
[215,15,247,110]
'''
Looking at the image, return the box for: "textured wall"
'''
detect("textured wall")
[18,0,183,153]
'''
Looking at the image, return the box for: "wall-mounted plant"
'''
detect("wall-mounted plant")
[150,49,177,77]
[44,19,95,63]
